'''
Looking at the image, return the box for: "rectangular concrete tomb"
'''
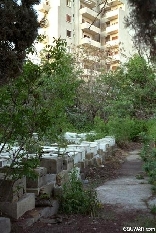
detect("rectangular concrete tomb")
[0,159,9,168]
[66,149,82,164]
[0,174,26,202]
[67,145,85,162]
[0,193,35,219]
[63,157,74,171]
[40,157,63,174]
[26,167,47,188]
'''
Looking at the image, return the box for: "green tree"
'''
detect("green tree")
[126,0,156,59]
[0,0,41,85]
[101,54,156,120]
[0,38,81,179]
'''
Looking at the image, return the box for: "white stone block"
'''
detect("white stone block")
[66,146,85,162]
[41,146,58,153]
[94,140,101,150]
[80,142,90,153]
[0,159,9,167]
[89,144,98,155]
[104,136,115,146]
[99,142,109,151]
[41,153,58,159]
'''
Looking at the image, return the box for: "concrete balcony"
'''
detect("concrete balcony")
[80,37,101,48]
[101,16,109,24]
[81,22,100,35]
[106,39,119,47]
[38,2,50,13]
[105,9,119,20]
[101,30,107,37]
[99,2,111,11]
[107,0,124,7]
[80,7,99,21]
[106,24,118,34]
[106,54,120,64]
[80,0,96,8]
[100,0,123,11]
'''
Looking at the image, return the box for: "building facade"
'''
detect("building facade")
[37,0,134,71]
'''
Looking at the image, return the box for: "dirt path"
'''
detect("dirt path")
[12,147,156,233]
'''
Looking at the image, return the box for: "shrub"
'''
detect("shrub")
[106,117,135,146]
[94,116,108,134]
[130,119,147,141]
[147,119,156,145]
[59,168,101,216]
[140,131,156,191]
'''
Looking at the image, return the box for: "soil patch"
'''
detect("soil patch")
[20,206,156,233]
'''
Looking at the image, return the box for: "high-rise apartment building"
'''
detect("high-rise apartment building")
[37,0,134,71]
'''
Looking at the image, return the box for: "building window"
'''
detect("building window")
[67,30,71,37]
[66,0,71,7]
[66,14,71,22]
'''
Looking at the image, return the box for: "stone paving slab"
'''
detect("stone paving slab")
[96,182,152,210]
[96,150,155,211]
[99,177,149,185]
